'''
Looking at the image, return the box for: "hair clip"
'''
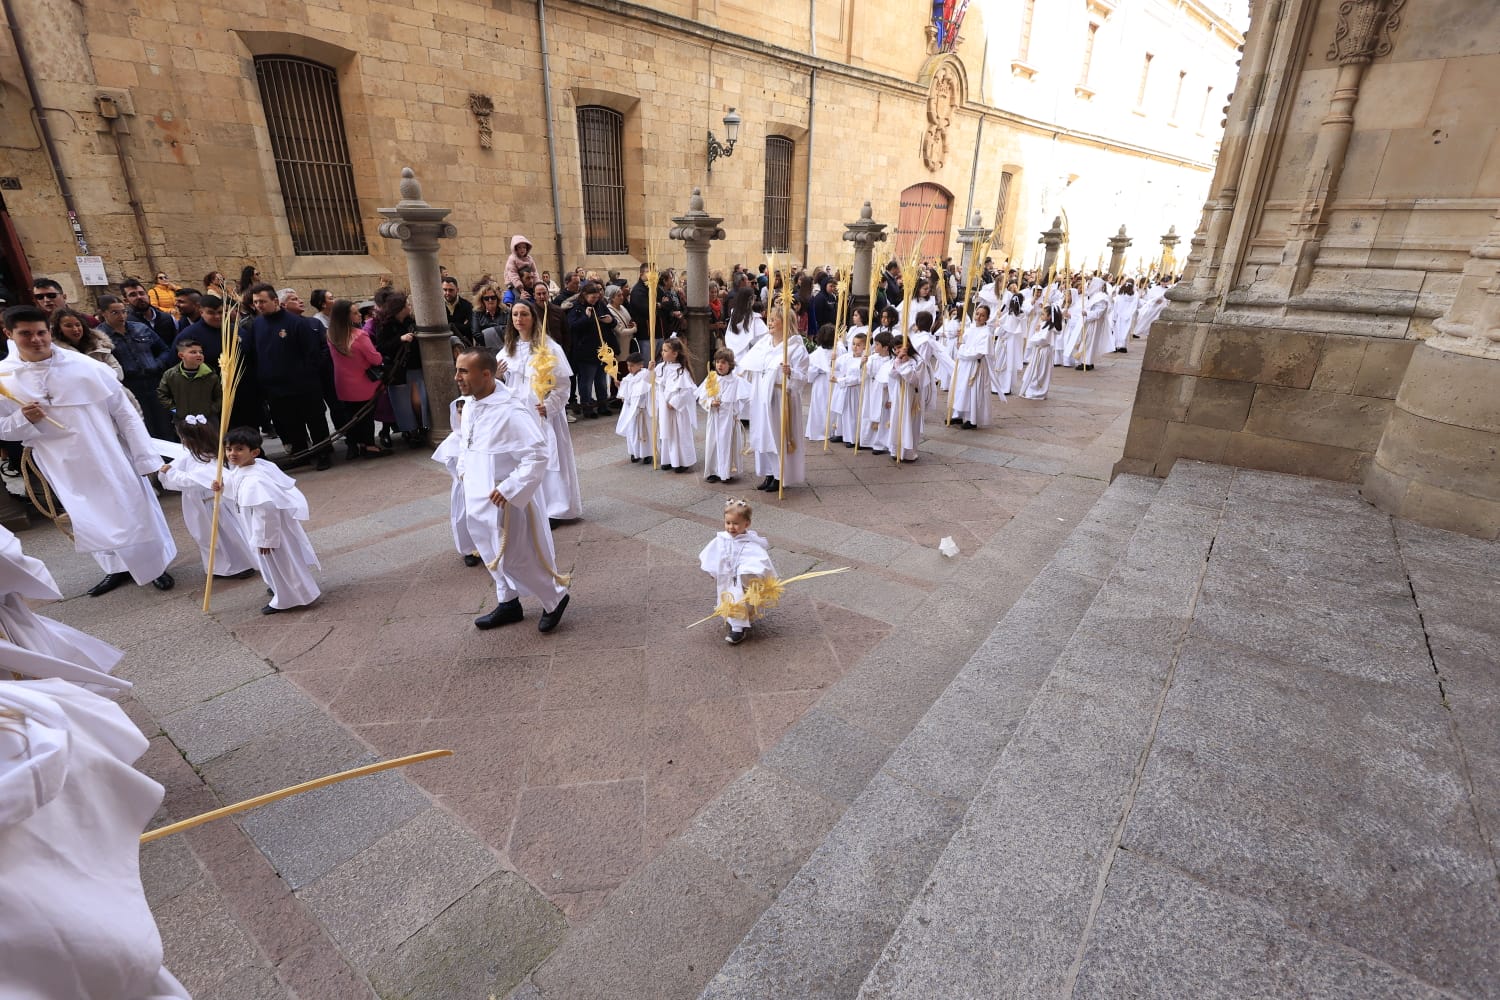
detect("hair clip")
[724,498,750,510]
[185,414,208,426]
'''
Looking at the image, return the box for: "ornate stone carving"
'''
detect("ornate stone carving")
[1327,0,1406,66]
[922,62,962,171]
[468,94,494,149]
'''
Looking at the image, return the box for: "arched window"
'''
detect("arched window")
[577,106,628,254]
[253,56,366,256]
[763,137,793,253]
[894,183,952,261]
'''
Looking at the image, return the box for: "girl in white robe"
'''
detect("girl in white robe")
[697,498,776,644]
[1109,280,1139,352]
[722,287,767,362]
[994,284,1029,395]
[614,354,652,462]
[842,308,870,352]
[950,305,996,429]
[905,277,939,334]
[222,427,321,614]
[159,414,258,578]
[804,324,837,443]
[740,302,810,492]
[431,397,481,565]
[864,332,895,454]
[832,332,869,448]
[655,338,699,472]
[935,304,962,391]
[500,300,582,521]
[887,340,926,461]
[698,349,748,483]
[1021,297,1066,400]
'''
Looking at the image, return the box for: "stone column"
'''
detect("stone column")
[668,188,725,381]
[955,211,992,290]
[378,168,459,440]
[1038,217,1064,281]
[1159,225,1181,276]
[842,201,889,315]
[1365,207,1500,538]
[1106,225,1133,278]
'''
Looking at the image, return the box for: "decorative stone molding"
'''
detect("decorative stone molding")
[1327,0,1406,66]
[1429,208,1500,361]
[921,59,963,172]
[468,94,494,149]
[1010,60,1038,80]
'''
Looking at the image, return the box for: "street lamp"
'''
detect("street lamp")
[707,107,742,172]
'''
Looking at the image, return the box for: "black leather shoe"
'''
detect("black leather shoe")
[674,465,689,474]
[537,594,570,634]
[151,572,174,591]
[725,627,746,645]
[756,476,775,491]
[462,553,481,567]
[87,572,131,597]
[233,567,259,579]
[261,604,281,615]
[475,599,523,630]
[706,474,721,483]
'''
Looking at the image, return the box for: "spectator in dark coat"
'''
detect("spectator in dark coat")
[96,294,174,438]
[243,283,334,469]
[567,281,616,420]
[811,277,839,330]
[121,278,179,346]
[443,276,474,347]
[173,294,225,367]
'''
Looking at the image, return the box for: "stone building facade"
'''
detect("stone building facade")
[0,0,1240,303]
[1114,0,1500,539]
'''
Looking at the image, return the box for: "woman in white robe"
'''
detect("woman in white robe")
[500,300,582,521]
[740,301,809,492]
[654,338,699,472]
[950,304,996,429]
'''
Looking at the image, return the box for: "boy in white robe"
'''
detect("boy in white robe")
[159,413,258,579]
[432,397,482,567]
[455,349,571,633]
[220,426,321,615]
[0,307,176,597]
[832,333,869,448]
[698,348,748,483]
[950,305,996,429]
[697,497,776,645]
[614,353,652,463]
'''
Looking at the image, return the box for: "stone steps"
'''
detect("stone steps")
[696,470,1172,999]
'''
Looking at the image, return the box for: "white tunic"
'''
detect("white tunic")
[455,387,568,611]
[0,678,190,1000]
[697,529,776,629]
[614,369,652,460]
[226,460,321,610]
[950,321,996,426]
[804,347,835,442]
[863,354,894,451]
[888,356,925,460]
[722,313,767,361]
[1109,291,1138,350]
[831,352,868,444]
[697,372,748,481]
[500,337,582,521]
[0,349,175,584]
[654,361,699,468]
[432,397,478,557]
[160,451,258,577]
[739,335,810,485]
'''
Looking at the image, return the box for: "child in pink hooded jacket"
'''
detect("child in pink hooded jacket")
[504,235,537,293]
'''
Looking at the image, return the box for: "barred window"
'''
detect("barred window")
[994,170,1014,234]
[763,136,793,253]
[253,56,367,256]
[577,106,628,254]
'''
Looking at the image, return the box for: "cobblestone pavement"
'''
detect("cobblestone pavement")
[32,354,1142,999]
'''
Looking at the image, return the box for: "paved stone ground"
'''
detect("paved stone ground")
[26,353,1142,999]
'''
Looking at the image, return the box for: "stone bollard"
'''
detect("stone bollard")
[1039,216,1065,281]
[668,188,726,380]
[842,201,890,315]
[1107,225,1133,279]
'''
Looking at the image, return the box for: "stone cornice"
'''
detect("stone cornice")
[545,0,1220,172]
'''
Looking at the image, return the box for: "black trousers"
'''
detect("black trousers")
[125,376,174,439]
[266,393,331,457]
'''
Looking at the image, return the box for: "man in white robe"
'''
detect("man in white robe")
[453,349,571,633]
[0,306,176,597]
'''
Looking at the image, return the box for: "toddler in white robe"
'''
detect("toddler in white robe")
[432,397,482,566]
[615,354,653,462]
[697,498,776,645]
[158,413,258,579]
[655,338,699,472]
[220,426,321,615]
[698,349,748,483]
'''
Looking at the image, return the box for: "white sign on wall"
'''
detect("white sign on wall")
[76,256,108,286]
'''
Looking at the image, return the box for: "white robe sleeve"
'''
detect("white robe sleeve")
[105,380,164,476]
[246,503,281,549]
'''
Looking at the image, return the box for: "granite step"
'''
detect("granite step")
[696,470,1172,999]
[856,465,1500,998]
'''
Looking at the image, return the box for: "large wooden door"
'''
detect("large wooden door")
[893,183,953,262]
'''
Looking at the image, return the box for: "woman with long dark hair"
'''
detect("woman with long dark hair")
[373,292,430,447]
[326,299,389,458]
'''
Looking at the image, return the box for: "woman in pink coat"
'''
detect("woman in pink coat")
[326,299,391,459]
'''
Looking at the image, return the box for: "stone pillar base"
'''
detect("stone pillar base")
[1364,344,1500,539]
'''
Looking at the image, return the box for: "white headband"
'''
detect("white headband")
[185,414,208,426]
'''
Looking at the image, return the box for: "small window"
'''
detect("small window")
[253,56,367,256]
[1080,22,1100,87]
[577,106,628,254]
[763,137,793,253]
[1018,0,1037,62]
[1136,53,1155,109]
[994,170,1015,234]
[1172,70,1188,120]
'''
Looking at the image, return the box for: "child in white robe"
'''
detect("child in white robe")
[832,332,869,448]
[220,426,321,615]
[432,397,482,566]
[158,413,258,579]
[698,348,748,483]
[864,332,895,455]
[655,337,699,473]
[1021,297,1066,400]
[1072,277,1113,370]
[804,324,837,444]
[842,308,869,352]
[740,305,810,492]
[888,340,926,461]
[950,304,996,429]
[994,283,1029,395]
[499,304,582,521]
[1109,280,1138,352]
[697,497,776,646]
[614,353,652,463]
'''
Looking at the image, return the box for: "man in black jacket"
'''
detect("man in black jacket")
[627,263,651,352]
[97,294,174,438]
[443,276,474,347]
[122,278,179,346]
[243,283,334,470]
